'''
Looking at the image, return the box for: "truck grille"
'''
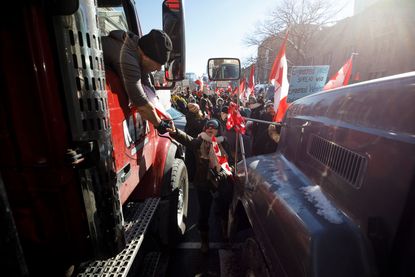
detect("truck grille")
[308,135,367,188]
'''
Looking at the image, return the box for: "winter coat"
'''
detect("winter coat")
[171,130,233,190]
[101,30,152,107]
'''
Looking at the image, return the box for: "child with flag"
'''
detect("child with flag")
[166,119,234,253]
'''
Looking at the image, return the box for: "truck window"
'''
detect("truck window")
[98,7,128,36]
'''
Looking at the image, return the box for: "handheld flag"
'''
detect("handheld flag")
[269,31,290,122]
[212,136,232,175]
[247,64,255,96]
[323,56,353,90]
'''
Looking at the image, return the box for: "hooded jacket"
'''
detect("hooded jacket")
[102,30,152,107]
[171,129,233,189]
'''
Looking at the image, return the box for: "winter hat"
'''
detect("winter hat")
[188,103,200,113]
[138,29,172,64]
[249,95,257,103]
[204,119,220,130]
[221,106,229,114]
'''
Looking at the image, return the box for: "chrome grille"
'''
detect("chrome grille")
[308,135,367,188]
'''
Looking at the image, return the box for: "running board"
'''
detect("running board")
[77,198,160,277]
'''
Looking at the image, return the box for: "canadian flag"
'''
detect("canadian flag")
[269,32,290,122]
[231,85,238,96]
[233,78,246,98]
[323,56,353,90]
[247,64,255,96]
[239,78,249,104]
[211,136,232,175]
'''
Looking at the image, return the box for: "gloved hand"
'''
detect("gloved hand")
[156,120,170,134]
[214,169,229,184]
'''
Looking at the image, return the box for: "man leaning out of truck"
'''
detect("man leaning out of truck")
[102,29,172,133]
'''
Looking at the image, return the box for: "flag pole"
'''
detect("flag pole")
[234,83,239,174]
[239,132,249,185]
[235,78,249,185]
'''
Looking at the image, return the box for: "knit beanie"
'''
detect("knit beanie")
[138,29,172,64]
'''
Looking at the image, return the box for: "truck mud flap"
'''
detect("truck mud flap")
[77,198,159,277]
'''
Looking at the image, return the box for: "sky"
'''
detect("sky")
[136,0,353,77]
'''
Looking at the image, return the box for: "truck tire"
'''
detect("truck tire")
[167,158,189,245]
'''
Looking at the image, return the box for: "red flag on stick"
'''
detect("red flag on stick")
[231,86,238,96]
[269,31,290,122]
[323,56,353,90]
[248,64,255,96]
[232,78,246,96]
[226,102,246,134]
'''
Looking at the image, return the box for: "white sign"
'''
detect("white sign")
[288,65,329,102]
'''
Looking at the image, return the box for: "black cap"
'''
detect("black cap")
[221,106,229,113]
[138,29,172,64]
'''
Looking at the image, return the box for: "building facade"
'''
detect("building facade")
[256,0,415,85]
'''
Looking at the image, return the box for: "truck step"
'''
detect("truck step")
[77,198,160,277]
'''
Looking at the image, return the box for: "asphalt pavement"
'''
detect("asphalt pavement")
[166,184,242,277]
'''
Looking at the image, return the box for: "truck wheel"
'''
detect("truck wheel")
[167,158,188,245]
[240,237,270,277]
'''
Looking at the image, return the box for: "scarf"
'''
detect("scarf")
[198,132,225,172]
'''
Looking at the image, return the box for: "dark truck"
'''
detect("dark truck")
[229,72,415,276]
[0,0,188,276]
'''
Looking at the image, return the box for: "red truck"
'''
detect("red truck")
[0,0,188,276]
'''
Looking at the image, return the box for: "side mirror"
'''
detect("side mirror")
[207,58,241,81]
[162,0,186,81]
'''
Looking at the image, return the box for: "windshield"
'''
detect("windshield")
[166,107,184,119]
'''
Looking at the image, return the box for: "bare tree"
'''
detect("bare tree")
[245,0,348,68]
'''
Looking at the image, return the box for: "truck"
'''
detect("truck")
[227,72,415,276]
[0,0,188,276]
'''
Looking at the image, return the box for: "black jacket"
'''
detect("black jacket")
[171,130,233,189]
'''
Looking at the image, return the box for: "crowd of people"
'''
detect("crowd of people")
[170,86,282,161]
[102,27,281,254]
[167,86,282,253]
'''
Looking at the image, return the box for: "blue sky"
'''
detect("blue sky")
[136,0,353,77]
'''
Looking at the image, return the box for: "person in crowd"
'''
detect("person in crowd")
[200,93,213,117]
[212,97,224,120]
[167,119,234,253]
[184,103,208,182]
[172,92,187,114]
[250,96,265,149]
[217,106,228,135]
[102,29,173,133]
[251,102,278,155]
[187,94,196,104]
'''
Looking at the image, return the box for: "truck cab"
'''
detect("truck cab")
[0,0,188,276]
[229,72,415,276]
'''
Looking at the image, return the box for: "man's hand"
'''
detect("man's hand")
[166,121,177,134]
[156,120,173,134]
